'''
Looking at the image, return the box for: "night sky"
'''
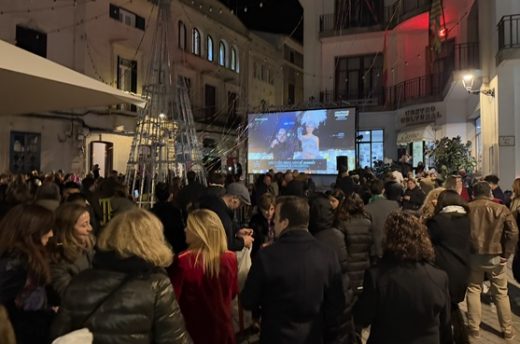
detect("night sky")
[218,0,303,42]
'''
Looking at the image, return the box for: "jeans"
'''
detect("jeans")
[466,254,513,334]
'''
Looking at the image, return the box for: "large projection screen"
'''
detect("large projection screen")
[247,108,356,174]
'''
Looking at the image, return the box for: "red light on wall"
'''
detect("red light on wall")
[438,28,447,39]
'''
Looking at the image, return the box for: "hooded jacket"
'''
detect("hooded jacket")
[50,250,191,344]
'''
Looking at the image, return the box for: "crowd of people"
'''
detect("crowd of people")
[0,165,519,344]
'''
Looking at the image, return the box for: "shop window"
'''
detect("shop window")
[356,129,384,168]
[10,131,41,173]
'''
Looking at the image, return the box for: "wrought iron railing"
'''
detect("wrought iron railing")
[322,42,479,109]
[498,14,520,50]
[320,0,431,36]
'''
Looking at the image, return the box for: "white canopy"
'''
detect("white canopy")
[397,125,436,144]
[0,39,146,116]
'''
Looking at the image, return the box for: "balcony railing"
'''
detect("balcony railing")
[498,14,520,50]
[322,42,479,109]
[320,0,431,36]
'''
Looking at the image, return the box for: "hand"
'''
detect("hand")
[270,139,279,148]
[242,234,254,249]
[238,228,254,237]
[500,257,508,265]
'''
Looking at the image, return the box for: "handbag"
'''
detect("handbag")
[52,274,133,344]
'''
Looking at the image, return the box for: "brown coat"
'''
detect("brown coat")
[468,197,519,258]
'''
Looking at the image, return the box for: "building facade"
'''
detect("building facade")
[0,0,303,176]
[300,0,513,177]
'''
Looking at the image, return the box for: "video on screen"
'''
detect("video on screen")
[247,108,356,174]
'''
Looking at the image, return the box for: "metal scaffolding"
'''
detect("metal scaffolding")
[126,0,205,208]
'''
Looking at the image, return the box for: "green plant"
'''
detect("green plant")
[428,136,476,177]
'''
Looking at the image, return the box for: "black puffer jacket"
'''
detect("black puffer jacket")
[309,195,353,343]
[50,250,192,344]
[336,215,373,294]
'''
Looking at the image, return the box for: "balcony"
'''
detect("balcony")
[321,42,479,110]
[497,14,520,64]
[319,0,431,37]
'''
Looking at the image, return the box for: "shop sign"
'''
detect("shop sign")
[400,104,443,127]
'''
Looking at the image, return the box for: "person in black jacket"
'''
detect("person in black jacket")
[354,211,453,344]
[249,193,276,256]
[240,196,347,344]
[335,193,374,295]
[427,190,471,344]
[50,208,191,344]
[151,182,187,254]
[309,194,354,342]
[0,204,55,344]
[402,178,426,211]
[199,182,254,251]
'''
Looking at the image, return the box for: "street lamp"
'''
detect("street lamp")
[462,74,495,97]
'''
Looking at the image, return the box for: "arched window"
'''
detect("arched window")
[219,41,226,66]
[207,35,214,62]
[231,47,238,72]
[192,28,201,55]
[178,21,186,50]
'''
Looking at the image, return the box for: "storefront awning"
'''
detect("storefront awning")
[397,125,436,144]
[0,39,146,116]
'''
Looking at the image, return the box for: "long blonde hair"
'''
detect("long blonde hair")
[186,209,228,278]
[419,187,446,222]
[97,208,173,267]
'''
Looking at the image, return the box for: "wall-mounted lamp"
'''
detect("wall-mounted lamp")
[462,74,495,97]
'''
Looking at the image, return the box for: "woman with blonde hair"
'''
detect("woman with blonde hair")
[48,203,95,303]
[509,178,520,216]
[354,211,452,344]
[419,187,446,222]
[170,209,238,344]
[51,208,191,344]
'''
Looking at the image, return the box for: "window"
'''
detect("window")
[207,35,214,61]
[475,117,482,170]
[219,41,226,66]
[192,28,201,55]
[288,84,295,105]
[335,54,383,101]
[356,129,384,168]
[10,131,41,173]
[178,21,187,50]
[109,4,145,30]
[116,56,137,111]
[230,47,237,71]
[16,26,47,57]
[205,84,216,120]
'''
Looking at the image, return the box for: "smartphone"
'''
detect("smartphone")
[133,189,139,198]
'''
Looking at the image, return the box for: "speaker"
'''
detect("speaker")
[336,156,349,172]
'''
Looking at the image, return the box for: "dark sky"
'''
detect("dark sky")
[218,0,303,42]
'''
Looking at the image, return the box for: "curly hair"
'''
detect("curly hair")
[384,211,435,263]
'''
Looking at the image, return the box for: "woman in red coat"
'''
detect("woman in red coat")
[170,209,238,344]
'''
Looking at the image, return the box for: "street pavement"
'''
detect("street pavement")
[235,258,520,344]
